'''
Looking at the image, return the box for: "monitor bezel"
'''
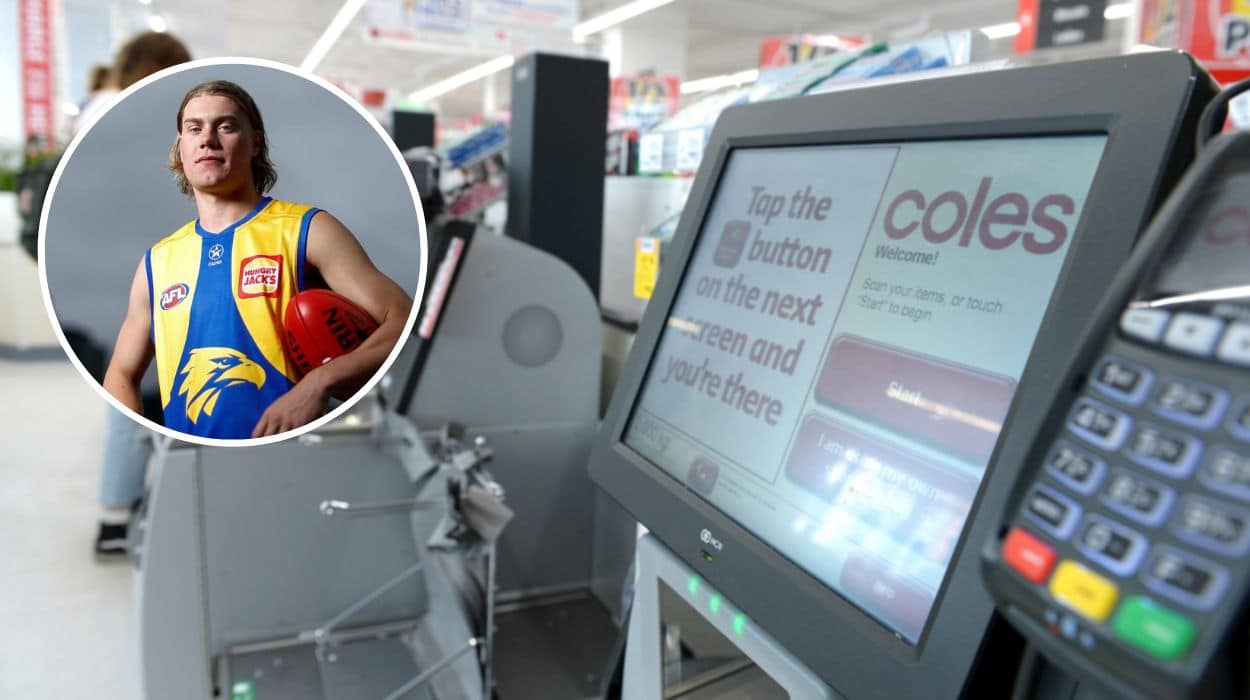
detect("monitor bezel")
[589,52,1210,698]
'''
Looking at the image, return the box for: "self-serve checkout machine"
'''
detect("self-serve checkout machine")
[587,52,1219,698]
[135,224,614,699]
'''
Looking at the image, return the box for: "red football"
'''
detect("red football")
[284,289,379,375]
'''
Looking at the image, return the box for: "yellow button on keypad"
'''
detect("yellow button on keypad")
[1048,560,1119,622]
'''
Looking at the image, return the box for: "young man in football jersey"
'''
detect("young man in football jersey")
[103,80,412,440]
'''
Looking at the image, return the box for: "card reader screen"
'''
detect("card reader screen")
[623,136,1107,643]
[1155,171,1250,300]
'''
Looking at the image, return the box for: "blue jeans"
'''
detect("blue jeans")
[99,407,152,509]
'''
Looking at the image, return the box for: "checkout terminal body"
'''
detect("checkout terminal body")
[589,51,1223,698]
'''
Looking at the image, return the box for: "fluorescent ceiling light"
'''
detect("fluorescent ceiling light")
[138,0,152,5]
[573,0,676,43]
[147,14,167,32]
[680,68,759,95]
[408,55,516,104]
[301,0,370,73]
[980,21,1021,39]
[63,102,80,116]
[1104,2,1134,19]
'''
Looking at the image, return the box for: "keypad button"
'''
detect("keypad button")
[1003,528,1057,584]
[1101,468,1175,526]
[1229,400,1250,443]
[1215,322,1250,367]
[1045,441,1106,495]
[1126,425,1202,478]
[1120,308,1171,343]
[1200,448,1250,502]
[1068,398,1133,451]
[1152,379,1228,431]
[1111,596,1197,661]
[1092,356,1154,405]
[1163,313,1224,357]
[1143,546,1228,611]
[1049,560,1119,622]
[1024,485,1081,539]
[1076,515,1147,577]
[1172,495,1250,556]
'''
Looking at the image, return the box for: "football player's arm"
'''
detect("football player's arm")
[103,259,155,415]
[251,211,412,437]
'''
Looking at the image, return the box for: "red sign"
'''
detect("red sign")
[608,74,679,131]
[1016,0,1042,52]
[19,0,54,142]
[1179,0,1250,83]
[1141,0,1250,82]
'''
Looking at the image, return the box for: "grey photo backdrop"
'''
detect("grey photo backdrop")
[43,61,424,394]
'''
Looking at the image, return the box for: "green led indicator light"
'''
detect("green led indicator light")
[709,594,722,615]
[733,613,746,636]
[687,576,700,596]
[231,680,256,700]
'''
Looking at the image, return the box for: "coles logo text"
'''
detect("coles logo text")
[883,176,1076,255]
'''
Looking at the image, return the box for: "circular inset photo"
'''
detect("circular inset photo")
[40,58,427,446]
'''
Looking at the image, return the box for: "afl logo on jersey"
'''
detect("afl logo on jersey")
[238,255,283,298]
[160,283,190,310]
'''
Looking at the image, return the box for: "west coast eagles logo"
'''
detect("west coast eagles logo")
[176,347,266,424]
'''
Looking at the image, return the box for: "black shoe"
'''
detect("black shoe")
[94,522,129,556]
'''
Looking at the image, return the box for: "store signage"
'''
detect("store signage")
[634,237,660,299]
[412,0,471,33]
[759,35,865,69]
[675,129,704,172]
[473,0,578,30]
[1138,0,1180,46]
[19,0,54,142]
[638,133,665,174]
[1136,0,1250,83]
[1015,0,1109,52]
[363,0,539,55]
[1177,0,1250,82]
[609,74,680,131]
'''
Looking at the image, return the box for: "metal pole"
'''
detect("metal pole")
[380,637,483,700]
[310,560,425,643]
[482,540,497,699]
[319,498,441,517]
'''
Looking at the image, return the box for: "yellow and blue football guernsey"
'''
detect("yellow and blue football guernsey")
[146,197,319,439]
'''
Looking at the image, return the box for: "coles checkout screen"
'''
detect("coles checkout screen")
[623,136,1108,643]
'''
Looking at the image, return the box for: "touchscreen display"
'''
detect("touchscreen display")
[623,136,1107,643]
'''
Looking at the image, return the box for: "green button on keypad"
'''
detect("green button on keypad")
[1111,596,1196,660]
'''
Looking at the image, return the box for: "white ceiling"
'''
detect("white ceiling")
[142,0,1099,124]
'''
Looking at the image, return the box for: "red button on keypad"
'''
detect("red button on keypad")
[1004,527,1058,584]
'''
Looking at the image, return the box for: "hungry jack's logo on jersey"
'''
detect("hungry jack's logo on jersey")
[238,255,283,298]
[176,347,266,424]
[160,283,190,310]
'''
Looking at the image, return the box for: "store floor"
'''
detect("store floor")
[0,356,141,698]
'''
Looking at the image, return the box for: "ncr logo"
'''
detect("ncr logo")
[883,176,1076,255]
[700,528,723,551]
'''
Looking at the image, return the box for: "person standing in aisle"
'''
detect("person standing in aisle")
[89,31,193,556]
